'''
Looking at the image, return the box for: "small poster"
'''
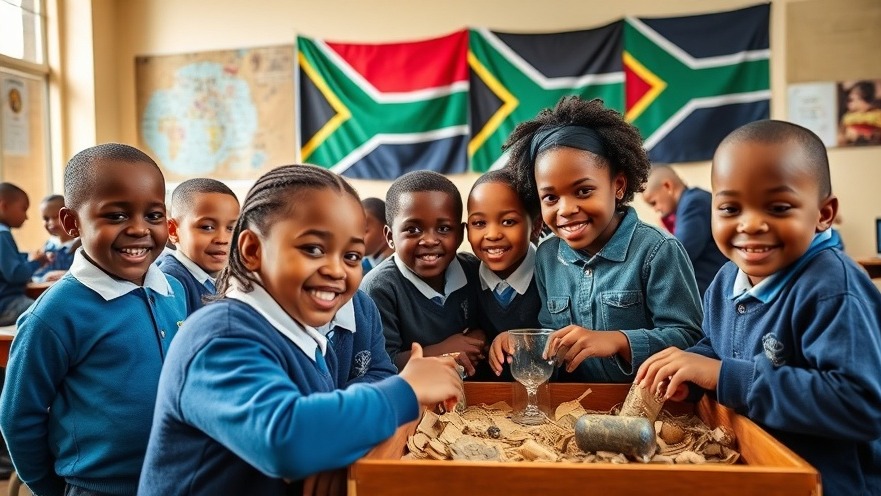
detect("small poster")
[2,77,29,156]
[788,82,838,147]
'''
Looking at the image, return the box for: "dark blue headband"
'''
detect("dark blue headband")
[529,125,607,162]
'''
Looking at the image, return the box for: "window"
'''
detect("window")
[1,0,52,251]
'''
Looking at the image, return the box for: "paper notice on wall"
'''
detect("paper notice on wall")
[2,77,29,156]
[787,82,838,147]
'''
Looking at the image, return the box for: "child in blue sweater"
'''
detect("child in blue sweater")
[503,96,703,382]
[139,165,463,496]
[361,171,486,376]
[466,169,543,380]
[0,143,187,496]
[157,178,239,314]
[32,194,80,283]
[0,183,49,325]
[637,120,881,495]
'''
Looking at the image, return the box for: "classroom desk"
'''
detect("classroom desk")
[0,325,15,368]
[25,281,52,299]
[856,257,881,279]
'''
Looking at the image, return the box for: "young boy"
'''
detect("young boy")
[0,143,187,496]
[637,120,881,495]
[32,194,81,282]
[361,171,486,376]
[158,178,239,314]
[0,183,49,326]
[360,197,393,274]
[466,169,542,380]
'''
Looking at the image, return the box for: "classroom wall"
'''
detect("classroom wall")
[47,0,881,257]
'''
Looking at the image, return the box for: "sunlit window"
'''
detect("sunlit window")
[0,0,43,64]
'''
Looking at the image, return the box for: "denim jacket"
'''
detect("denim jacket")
[536,207,703,382]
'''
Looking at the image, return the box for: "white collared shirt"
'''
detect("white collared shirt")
[478,243,535,295]
[393,254,467,305]
[316,297,357,337]
[69,250,173,301]
[731,269,776,300]
[172,249,215,288]
[226,280,328,362]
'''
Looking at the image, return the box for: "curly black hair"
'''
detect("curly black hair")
[502,96,650,216]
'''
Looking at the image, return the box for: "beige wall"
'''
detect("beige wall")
[51,0,881,257]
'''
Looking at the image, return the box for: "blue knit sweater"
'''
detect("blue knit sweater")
[156,253,213,315]
[138,290,416,496]
[0,225,40,310]
[694,247,881,495]
[0,267,186,496]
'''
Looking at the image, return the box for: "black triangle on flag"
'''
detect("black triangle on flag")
[299,66,336,147]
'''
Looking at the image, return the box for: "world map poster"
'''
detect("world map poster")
[135,45,295,182]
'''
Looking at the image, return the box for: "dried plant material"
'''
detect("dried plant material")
[619,383,665,423]
[403,392,740,466]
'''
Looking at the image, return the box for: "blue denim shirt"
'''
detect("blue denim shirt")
[536,207,703,382]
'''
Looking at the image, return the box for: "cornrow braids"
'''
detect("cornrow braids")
[502,96,651,216]
[214,164,360,296]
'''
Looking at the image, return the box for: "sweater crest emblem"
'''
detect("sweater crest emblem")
[354,350,371,377]
[761,333,785,366]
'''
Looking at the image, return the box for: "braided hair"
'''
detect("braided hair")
[503,96,651,216]
[214,164,360,296]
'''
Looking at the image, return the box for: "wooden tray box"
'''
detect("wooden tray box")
[350,383,820,496]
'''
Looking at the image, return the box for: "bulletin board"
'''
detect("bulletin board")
[786,0,881,83]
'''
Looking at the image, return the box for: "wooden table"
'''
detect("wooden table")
[856,257,881,279]
[0,325,15,368]
[25,282,52,300]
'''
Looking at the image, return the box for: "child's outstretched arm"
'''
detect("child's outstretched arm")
[635,347,722,401]
[0,231,44,283]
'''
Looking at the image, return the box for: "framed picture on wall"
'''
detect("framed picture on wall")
[837,79,881,147]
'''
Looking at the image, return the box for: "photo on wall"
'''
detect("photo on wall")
[788,79,881,148]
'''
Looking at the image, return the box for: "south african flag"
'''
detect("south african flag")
[298,31,469,179]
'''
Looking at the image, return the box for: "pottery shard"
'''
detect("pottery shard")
[450,435,502,461]
[554,388,592,421]
[417,411,441,437]
[658,421,686,444]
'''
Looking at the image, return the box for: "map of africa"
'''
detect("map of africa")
[135,46,295,181]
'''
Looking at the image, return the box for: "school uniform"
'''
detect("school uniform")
[156,250,216,315]
[139,283,414,496]
[32,237,80,282]
[0,224,40,325]
[537,206,703,382]
[0,252,185,496]
[693,231,881,495]
[361,253,480,368]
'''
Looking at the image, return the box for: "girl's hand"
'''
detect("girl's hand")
[488,331,513,376]
[400,343,464,405]
[636,347,722,400]
[544,325,629,373]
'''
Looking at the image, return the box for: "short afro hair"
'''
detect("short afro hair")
[503,96,650,216]
[0,183,27,203]
[41,194,65,205]
[718,120,832,198]
[170,178,238,218]
[361,197,387,224]
[385,170,462,226]
[64,143,160,210]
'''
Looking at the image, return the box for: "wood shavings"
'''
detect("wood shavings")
[404,391,740,465]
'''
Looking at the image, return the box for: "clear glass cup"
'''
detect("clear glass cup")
[508,328,554,425]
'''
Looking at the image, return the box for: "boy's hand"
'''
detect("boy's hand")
[28,248,50,265]
[301,467,346,496]
[428,332,486,376]
[544,325,630,373]
[399,343,464,406]
[635,347,722,400]
[488,331,513,376]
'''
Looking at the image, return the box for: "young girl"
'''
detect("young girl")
[466,169,543,380]
[503,96,704,382]
[139,165,463,496]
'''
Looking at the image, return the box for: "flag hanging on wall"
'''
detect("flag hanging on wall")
[624,4,771,163]
[468,23,624,172]
[297,31,469,179]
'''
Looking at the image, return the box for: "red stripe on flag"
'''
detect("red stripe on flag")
[624,64,651,112]
[326,30,468,93]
